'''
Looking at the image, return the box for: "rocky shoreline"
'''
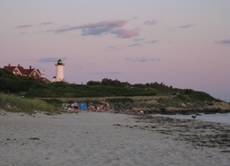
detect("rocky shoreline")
[101,97,230,115]
[114,115,230,153]
[116,108,230,115]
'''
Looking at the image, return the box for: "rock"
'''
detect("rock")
[29,137,40,141]
[181,103,186,107]
[113,124,121,127]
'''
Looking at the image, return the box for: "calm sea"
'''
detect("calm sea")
[156,113,230,125]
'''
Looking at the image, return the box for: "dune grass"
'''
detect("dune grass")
[0,93,57,114]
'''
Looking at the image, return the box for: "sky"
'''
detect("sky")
[0,0,230,101]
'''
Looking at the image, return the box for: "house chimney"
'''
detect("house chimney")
[8,64,11,67]
[29,65,32,69]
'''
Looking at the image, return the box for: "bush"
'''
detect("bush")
[0,69,217,101]
[106,98,134,111]
[0,93,56,113]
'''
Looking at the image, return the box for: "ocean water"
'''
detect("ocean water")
[156,113,230,125]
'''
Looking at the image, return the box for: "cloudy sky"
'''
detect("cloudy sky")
[0,0,230,101]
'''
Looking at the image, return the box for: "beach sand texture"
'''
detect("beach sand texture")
[0,112,230,166]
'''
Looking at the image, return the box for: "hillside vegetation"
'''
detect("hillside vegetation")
[0,93,56,114]
[1,68,229,114]
[0,69,215,100]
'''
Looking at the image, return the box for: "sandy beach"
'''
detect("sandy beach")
[0,111,230,166]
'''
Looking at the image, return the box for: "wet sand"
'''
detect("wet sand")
[0,111,230,166]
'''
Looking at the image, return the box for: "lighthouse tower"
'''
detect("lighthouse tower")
[55,59,64,82]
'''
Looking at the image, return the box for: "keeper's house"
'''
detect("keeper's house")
[3,64,46,81]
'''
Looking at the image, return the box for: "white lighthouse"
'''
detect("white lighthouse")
[55,59,64,82]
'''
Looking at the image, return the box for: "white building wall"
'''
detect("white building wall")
[56,65,64,82]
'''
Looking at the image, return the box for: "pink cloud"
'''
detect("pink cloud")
[52,20,139,39]
[112,29,139,39]
[144,20,157,26]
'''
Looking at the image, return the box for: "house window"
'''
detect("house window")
[13,70,19,75]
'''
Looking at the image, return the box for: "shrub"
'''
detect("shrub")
[0,93,56,113]
[106,98,134,111]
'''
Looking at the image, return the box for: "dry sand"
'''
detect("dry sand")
[0,111,230,166]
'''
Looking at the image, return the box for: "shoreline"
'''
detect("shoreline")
[122,108,230,115]
[122,114,230,152]
[0,111,230,166]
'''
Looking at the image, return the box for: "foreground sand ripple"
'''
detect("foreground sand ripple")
[0,112,230,166]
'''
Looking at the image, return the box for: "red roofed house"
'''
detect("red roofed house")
[4,64,43,80]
